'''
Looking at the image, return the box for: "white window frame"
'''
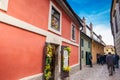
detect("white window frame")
[0,0,9,11]
[48,1,62,35]
[71,23,76,42]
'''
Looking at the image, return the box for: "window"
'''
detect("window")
[0,0,9,11]
[48,1,62,35]
[88,41,90,48]
[81,38,84,47]
[81,50,84,58]
[71,24,76,41]
[115,14,118,33]
[119,1,120,14]
[51,7,60,31]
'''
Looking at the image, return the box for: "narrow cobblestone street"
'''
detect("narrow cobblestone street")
[70,64,120,80]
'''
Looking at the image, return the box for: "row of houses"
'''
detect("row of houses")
[110,0,120,56]
[81,17,105,68]
[0,0,105,80]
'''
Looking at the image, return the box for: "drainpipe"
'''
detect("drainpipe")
[79,26,83,70]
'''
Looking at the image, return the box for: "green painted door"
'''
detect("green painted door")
[86,52,90,65]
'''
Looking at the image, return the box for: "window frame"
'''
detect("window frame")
[71,23,76,41]
[81,50,84,58]
[118,1,120,14]
[114,13,118,33]
[88,41,90,48]
[0,0,9,11]
[81,38,84,47]
[48,1,62,35]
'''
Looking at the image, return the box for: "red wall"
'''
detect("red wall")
[0,0,80,79]
[62,42,79,66]
[6,0,79,44]
[0,23,46,80]
[7,0,49,30]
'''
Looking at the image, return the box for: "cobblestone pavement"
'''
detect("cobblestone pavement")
[70,64,120,80]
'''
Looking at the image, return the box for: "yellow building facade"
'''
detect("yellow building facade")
[92,40,105,64]
[104,45,115,54]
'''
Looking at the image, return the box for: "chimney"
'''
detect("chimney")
[99,35,102,42]
[90,22,93,38]
[99,35,102,40]
[82,17,86,33]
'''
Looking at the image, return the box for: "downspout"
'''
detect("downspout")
[79,26,83,70]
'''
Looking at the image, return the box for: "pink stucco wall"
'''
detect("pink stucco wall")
[62,42,79,66]
[0,23,46,80]
[0,0,80,79]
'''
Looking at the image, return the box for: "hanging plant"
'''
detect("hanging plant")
[63,66,71,72]
[44,44,53,80]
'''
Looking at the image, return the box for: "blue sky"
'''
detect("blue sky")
[67,0,114,45]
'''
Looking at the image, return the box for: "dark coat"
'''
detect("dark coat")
[106,54,114,66]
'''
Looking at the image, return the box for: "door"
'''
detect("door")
[43,43,59,80]
[61,46,69,79]
[86,52,90,65]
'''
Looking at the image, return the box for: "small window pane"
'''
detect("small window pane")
[88,42,90,48]
[81,39,84,47]
[51,7,60,31]
[119,1,120,14]
[72,25,76,40]
[81,50,84,58]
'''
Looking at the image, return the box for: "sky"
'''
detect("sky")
[67,0,114,45]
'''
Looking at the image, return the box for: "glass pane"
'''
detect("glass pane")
[72,25,75,40]
[51,7,60,31]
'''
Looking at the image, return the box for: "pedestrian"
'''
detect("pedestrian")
[106,52,114,76]
[97,53,100,64]
[114,53,119,68]
[100,54,104,65]
[89,52,93,67]
[113,54,116,72]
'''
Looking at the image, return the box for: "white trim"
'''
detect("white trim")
[48,1,62,35]
[0,12,48,37]
[0,0,9,11]
[0,12,79,47]
[70,63,79,68]
[71,23,76,42]
[19,73,43,80]
[62,37,78,46]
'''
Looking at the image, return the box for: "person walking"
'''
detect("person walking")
[106,52,114,76]
[89,52,93,67]
[114,53,119,68]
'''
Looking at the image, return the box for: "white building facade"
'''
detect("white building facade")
[110,0,120,55]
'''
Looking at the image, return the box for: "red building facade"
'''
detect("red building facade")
[0,0,82,80]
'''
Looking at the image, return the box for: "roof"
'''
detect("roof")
[55,0,83,28]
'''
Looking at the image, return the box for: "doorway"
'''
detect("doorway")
[86,52,90,65]
[43,43,59,80]
[50,44,59,80]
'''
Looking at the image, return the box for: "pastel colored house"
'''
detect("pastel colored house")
[104,45,115,54]
[92,33,105,64]
[0,0,82,80]
[80,19,92,67]
[80,17,106,66]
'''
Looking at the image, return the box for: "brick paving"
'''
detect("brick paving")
[70,64,120,80]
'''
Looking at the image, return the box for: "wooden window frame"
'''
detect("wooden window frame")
[48,1,62,35]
